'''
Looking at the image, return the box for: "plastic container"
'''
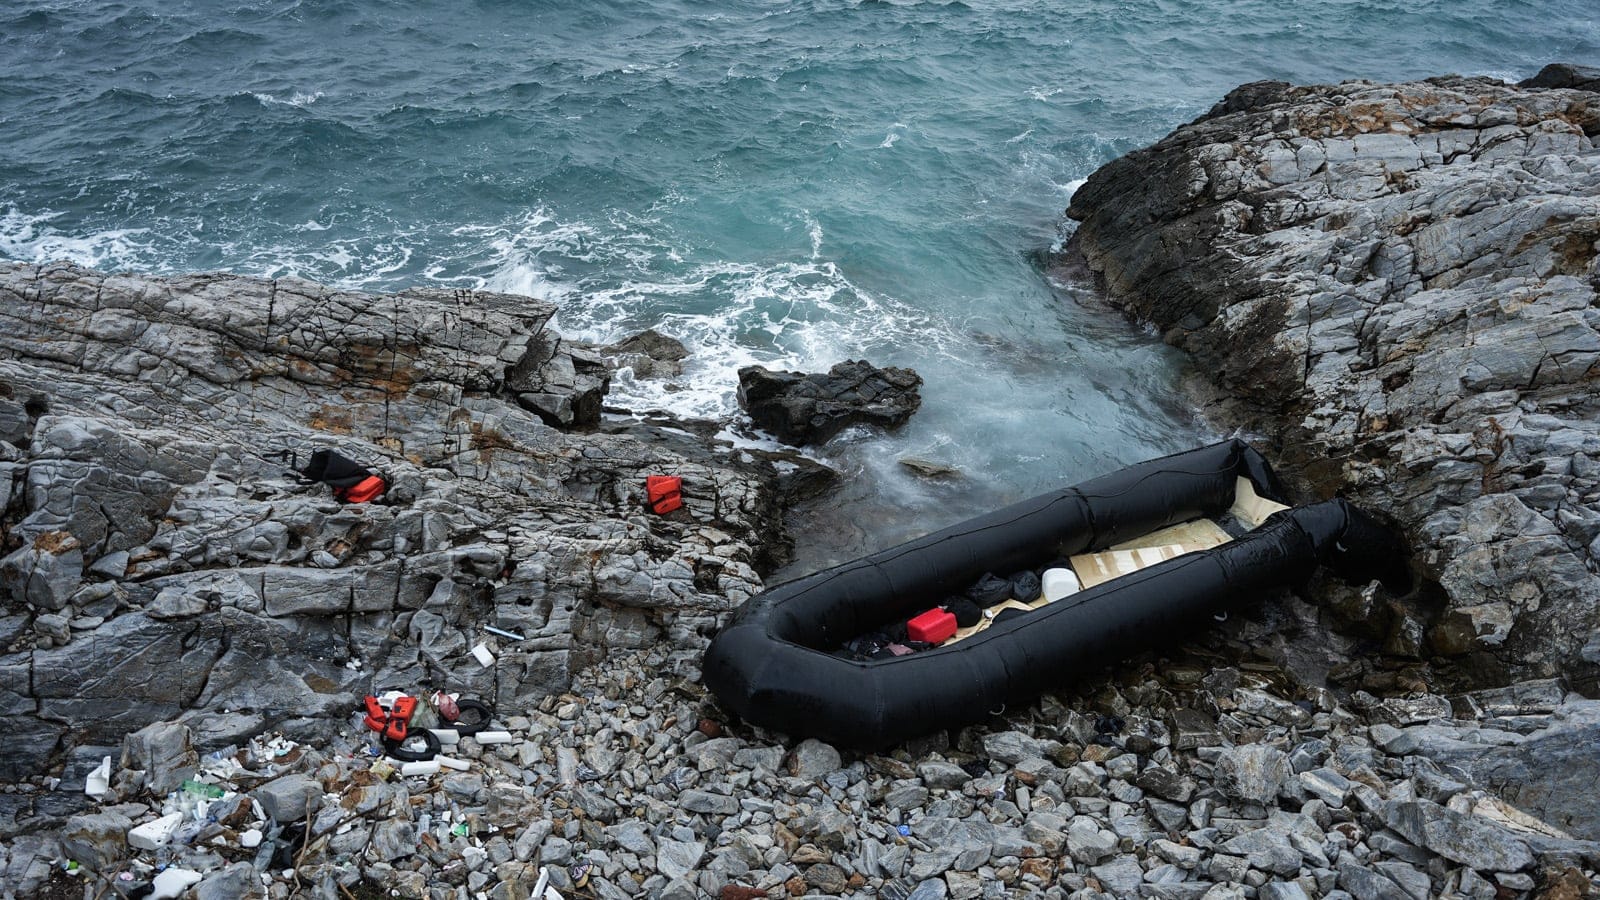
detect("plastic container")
[1041,567,1082,602]
[907,609,957,644]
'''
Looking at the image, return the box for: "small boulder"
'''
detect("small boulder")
[737,359,922,445]
[1384,799,1534,872]
[59,811,131,871]
[602,329,689,379]
[786,738,842,778]
[121,721,197,796]
[0,532,84,611]
[251,773,324,824]
[1213,744,1292,804]
[1520,62,1600,92]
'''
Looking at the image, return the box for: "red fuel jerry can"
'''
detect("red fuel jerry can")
[646,475,683,514]
[907,608,957,644]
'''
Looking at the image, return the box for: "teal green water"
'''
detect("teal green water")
[3,1,1594,562]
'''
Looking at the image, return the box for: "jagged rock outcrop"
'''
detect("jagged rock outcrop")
[737,359,923,446]
[1064,69,1600,688]
[602,328,690,380]
[0,260,789,782]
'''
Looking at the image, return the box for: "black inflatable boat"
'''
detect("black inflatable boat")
[702,439,1409,749]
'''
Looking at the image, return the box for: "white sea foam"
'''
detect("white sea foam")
[443,207,961,425]
[803,212,824,259]
[250,90,324,107]
[0,208,157,270]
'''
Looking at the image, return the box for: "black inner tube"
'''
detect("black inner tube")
[383,728,441,762]
[450,699,493,736]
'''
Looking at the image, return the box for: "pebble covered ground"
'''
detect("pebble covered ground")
[7,641,1596,900]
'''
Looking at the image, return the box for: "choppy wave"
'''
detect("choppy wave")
[249,90,325,108]
[3,0,1595,563]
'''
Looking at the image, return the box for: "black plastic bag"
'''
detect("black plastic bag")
[966,573,1012,608]
[300,449,374,488]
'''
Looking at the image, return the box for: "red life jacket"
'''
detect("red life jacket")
[303,449,387,504]
[337,475,388,504]
[646,475,683,514]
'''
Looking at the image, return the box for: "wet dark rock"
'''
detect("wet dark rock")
[1521,63,1600,93]
[899,457,960,479]
[737,359,922,445]
[601,329,689,380]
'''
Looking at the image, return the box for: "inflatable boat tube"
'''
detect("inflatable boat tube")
[702,439,1409,749]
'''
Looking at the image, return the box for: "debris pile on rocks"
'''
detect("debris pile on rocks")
[8,644,1597,898]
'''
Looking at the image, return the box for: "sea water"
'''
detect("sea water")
[2,0,1593,570]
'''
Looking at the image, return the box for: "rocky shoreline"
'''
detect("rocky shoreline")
[1063,63,1600,694]
[3,65,1600,900]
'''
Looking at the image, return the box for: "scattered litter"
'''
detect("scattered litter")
[429,728,462,745]
[432,691,461,721]
[240,828,263,848]
[128,812,184,851]
[400,760,441,777]
[150,867,203,899]
[180,778,224,799]
[470,642,496,667]
[437,755,470,771]
[84,756,112,800]
[473,730,513,745]
[484,625,526,642]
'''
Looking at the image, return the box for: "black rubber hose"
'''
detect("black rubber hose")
[383,728,440,762]
[450,699,494,736]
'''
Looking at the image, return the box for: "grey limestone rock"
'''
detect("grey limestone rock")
[917,759,971,790]
[1383,799,1534,872]
[602,329,689,380]
[787,737,842,778]
[679,789,740,816]
[1065,70,1600,681]
[656,838,705,880]
[251,773,324,824]
[1213,744,1292,805]
[193,862,265,900]
[58,811,131,872]
[1089,856,1145,896]
[120,721,197,796]
[0,260,792,780]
